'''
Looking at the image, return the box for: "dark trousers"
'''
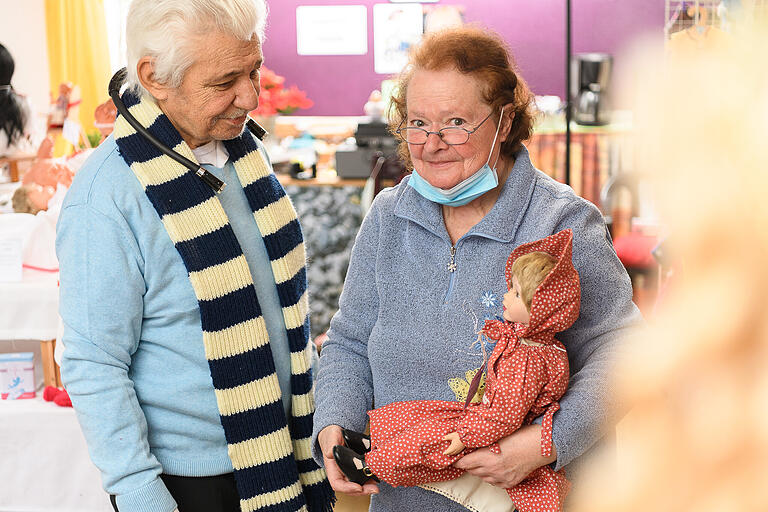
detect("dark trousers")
[110,473,239,512]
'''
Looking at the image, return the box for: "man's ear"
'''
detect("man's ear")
[136,57,168,101]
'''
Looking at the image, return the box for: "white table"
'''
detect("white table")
[0,397,111,512]
[0,269,109,511]
[0,212,111,511]
[0,267,59,340]
[0,267,61,388]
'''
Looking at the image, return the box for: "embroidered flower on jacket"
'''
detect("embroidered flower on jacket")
[448,368,487,404]
[480,291,498,308]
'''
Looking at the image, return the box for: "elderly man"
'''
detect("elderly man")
[55,2,334,512]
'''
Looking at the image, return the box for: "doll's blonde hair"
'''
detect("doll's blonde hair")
[510,251,557,310]
[11,186,40,214]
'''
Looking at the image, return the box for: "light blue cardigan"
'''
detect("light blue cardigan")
[56,137,295,512]
[311,146,641,511]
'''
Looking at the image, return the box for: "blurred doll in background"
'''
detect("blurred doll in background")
[93,98,116,143]
[47,82,76,129]
[572,19,768,512]
[11,136,73,214]
[12,137,74,214]
[11,94,111,214]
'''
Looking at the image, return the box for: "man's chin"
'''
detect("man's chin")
[212,120,247,141]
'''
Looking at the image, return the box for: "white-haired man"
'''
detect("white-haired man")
[56,2,334,512]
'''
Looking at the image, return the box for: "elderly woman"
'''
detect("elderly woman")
[56,1,333,512]
[313,27,641,511]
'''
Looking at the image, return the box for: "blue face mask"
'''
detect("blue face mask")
[408,106,505,207]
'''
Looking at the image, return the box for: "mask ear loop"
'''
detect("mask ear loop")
[485,105,506,169]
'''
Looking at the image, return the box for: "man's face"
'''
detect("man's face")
[158,31,262,149]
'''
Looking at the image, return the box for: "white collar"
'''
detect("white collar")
[191,140,229,168]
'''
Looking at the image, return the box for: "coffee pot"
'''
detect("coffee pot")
[571,53,612,126]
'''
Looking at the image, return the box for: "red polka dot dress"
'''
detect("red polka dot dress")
[365,229,581,512]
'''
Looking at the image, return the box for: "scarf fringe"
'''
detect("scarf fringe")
[305,479,337,512]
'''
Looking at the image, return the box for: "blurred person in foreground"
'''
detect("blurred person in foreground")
[313,26,641,511]
[55,1,333,511]
[571,20,768,512]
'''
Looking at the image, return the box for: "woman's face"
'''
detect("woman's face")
[405,68,507,190]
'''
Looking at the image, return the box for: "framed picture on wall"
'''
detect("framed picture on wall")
[296,5,368,56]
[373,3,424,74]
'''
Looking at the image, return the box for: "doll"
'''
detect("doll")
[48,82,71,129]
[94,98,117,142]
[12,137,74,214]
[333,229,580,512]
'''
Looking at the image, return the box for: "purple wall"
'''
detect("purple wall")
[263,1,664,115]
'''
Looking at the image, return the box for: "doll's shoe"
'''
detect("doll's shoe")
[341,428,372,454]
[333,445,379,485]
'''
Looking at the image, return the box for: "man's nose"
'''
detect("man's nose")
[234,78,260,112]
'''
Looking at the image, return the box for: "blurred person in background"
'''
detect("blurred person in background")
[572,19,768,512]
[0,42,36,157]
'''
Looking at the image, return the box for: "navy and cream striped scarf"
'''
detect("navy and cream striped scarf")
[113,91,334,512]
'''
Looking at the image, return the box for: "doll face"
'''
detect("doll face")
[26,184,54,212]
[502,276,530,324]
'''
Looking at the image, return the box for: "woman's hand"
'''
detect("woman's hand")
[318,425,379,496]
[453,424,556,488]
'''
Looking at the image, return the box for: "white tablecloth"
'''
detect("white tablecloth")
[0,397,110,512]
[0,268,59,341]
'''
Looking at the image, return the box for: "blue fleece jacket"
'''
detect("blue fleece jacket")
[56,136,294,512]
[311,146,641,511]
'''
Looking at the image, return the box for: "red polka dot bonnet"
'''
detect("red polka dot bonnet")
[505,229,581,341]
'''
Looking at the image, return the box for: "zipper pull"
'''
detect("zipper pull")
[447,245,457,273]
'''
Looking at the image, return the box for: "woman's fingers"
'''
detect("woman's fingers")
[323,450,368,495]
[453,443,525,488]
[317,425,343,459]
[317,425,379,496]
[453,446,496,471]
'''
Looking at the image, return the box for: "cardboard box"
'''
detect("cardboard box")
[0,352,36,399]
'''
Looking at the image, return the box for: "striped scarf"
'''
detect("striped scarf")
[113,91,334,512]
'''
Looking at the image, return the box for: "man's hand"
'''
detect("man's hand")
[453,424,556,488]
[318,425,379,496]
[443,432,466,455]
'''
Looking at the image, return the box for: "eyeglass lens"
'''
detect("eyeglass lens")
[401,127,470,145]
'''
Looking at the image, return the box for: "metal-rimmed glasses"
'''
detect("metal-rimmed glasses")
[395,109,496,145]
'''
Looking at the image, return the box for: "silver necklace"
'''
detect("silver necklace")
[447,245,457,273]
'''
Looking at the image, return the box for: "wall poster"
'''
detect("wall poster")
[296,5,368,56]
[373,3,424,74]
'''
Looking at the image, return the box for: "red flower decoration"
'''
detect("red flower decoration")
[251,66,313,116]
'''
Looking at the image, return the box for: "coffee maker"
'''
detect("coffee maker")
[571,53,612,126]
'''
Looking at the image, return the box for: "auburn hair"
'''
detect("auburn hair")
[388,25,535,168]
